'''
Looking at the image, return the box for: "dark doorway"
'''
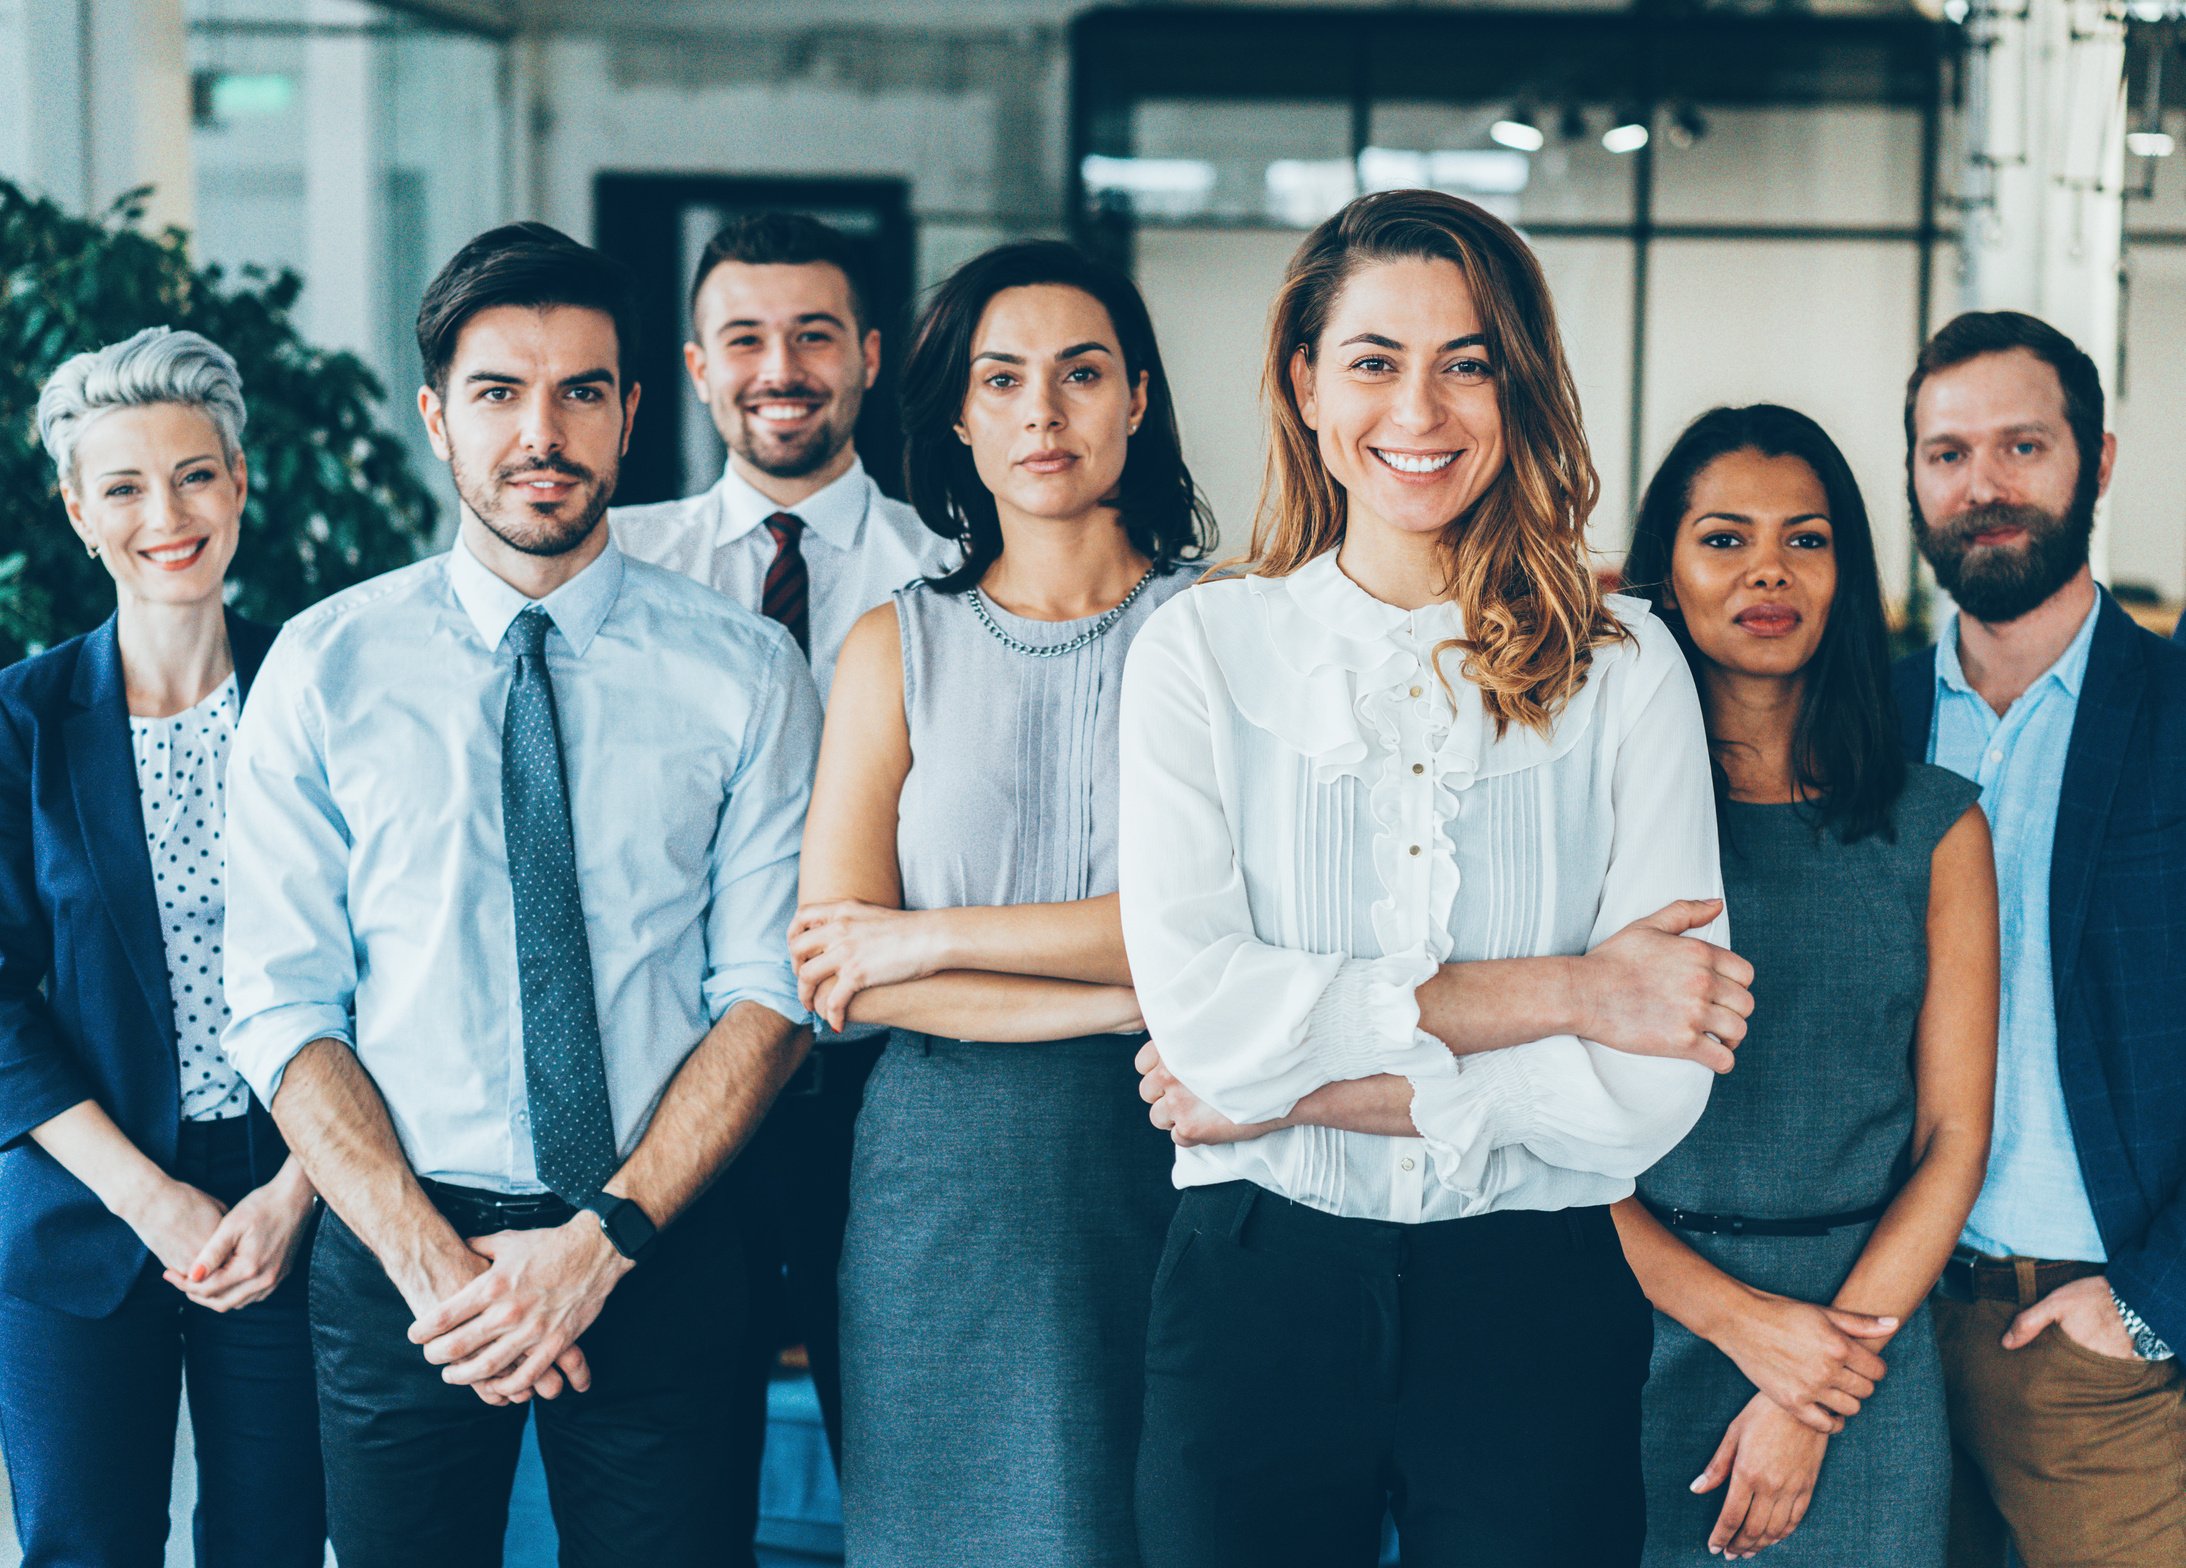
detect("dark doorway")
[594,173,916,508]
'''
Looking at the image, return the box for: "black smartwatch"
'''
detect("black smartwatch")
[581,1193,657,1266]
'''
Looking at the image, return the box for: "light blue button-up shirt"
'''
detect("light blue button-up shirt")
[1931,599,2107,1262]
[222,538,820,1193]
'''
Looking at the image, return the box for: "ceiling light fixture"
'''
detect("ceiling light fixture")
[1490,109,1546,153]
[1602,110,1650,155]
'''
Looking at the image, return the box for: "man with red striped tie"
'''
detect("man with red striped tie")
[609,211,949,1564]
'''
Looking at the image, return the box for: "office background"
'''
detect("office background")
[2,0,2183,1562]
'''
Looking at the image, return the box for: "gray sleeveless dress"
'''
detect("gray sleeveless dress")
[1634,763,1982,1567]
[836,566,1191,1568]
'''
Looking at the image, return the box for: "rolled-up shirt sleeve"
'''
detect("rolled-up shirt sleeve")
[220,634,358,1106]
[699,630,820,1027]
[1120,603,1454,1127]
[1406,630,1721,1195]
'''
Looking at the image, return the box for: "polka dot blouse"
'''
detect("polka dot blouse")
[129,674,250,1122]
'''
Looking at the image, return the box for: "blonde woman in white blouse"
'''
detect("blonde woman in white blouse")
[1120,191,1754,1568]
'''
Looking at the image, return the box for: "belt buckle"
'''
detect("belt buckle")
[498,1192,564,1220]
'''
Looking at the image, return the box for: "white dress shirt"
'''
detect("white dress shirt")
[221,538,821,1193]
[609,455,956,700]
[1117,552,1722,1223]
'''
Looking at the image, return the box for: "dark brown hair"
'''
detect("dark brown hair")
[687,211,871,332]
[416,222,640,397]
[1628,404,1905,843]
[900,240,1212,593]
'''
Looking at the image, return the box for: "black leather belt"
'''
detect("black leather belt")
[419,1178,574,1235]
[1649,1198,1890,1238]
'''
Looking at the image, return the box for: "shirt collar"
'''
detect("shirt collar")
[1286,549,1466,639]
[715,454,873,552]
[447,533,625,658]
[1935,592,2100,702]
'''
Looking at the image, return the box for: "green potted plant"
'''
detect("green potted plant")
[0,179,437,665]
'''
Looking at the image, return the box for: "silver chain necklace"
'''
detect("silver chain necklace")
[965,563,1161,659]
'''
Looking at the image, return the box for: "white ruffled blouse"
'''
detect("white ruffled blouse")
[1117,552,1724,1222]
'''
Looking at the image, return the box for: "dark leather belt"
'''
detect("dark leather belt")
[1940,1250,2102,1306]
[419,1178,575,1236]
[1649,1199,1890,1238]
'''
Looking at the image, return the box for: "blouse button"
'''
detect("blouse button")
[1408,685,1423,698]
[1408,844,1422,857]
[1400,1156,1417,1172]
[1411,762,1425,775]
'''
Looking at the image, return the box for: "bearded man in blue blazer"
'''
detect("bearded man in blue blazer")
[1894,310,2186,1568]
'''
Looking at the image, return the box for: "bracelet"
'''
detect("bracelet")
[2109,1287,2176,1361]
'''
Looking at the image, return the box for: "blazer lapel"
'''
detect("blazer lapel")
[228,610,277,700]
[64,617,178,1048]
[2050,594,2144,1004]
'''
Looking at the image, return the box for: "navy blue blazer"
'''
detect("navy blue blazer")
[1895,591,2186,1349]
[0,611,286,1317]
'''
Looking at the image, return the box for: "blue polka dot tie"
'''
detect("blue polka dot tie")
[502,606,618,1204]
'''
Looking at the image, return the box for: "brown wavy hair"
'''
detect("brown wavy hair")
[1242,189,1624,736]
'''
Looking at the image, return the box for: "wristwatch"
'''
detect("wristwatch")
[581,1193,658,1266]
[2110,1287,2175,1362]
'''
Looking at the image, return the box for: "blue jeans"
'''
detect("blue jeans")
[0,1116,324,1568]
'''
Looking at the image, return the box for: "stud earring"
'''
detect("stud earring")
[84,542,99,559]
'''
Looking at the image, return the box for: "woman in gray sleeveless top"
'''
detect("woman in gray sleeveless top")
[1618,407,1998,1565]
[789,241,1211,1567]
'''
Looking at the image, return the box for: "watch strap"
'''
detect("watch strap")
[583,1193,657,1265]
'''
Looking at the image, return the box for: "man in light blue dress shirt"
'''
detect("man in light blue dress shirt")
[221,224,822,1568]
[1896,310,2186,1568]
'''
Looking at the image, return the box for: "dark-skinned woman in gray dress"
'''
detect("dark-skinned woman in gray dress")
[787,241,1210,1568]
[1616,404,1999,1564]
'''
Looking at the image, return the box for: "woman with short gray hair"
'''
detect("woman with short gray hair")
[0,326,326,1565]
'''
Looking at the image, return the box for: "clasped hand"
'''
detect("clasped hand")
[1717,1288,1896,1434]
[406,1219,632,1406]
[133,1169,316,1314]
[791,900,943,1031]
[1693,1391,1830,1558]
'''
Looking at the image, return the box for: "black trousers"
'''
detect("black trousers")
[308,1180,748,1568]
[0,1117,324,1568]
[718,1033,877,1546]
[1135,1182,1654,1568]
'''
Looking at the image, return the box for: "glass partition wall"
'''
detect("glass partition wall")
[187,0,514,539]
[1071,9,1955,602]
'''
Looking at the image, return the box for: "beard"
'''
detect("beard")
[452,451,614,558]
[720,379,860,481]
[1912,492,2093,625]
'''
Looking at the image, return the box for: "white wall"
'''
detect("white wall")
[2112,242,2186,601]
[0,0,193,232]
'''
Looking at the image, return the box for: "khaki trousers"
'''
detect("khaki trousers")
[1936,1294,2186,1568]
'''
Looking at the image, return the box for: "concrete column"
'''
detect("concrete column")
[0,0,193,233]
[1956,0,2127,575]
[302,0,383,360]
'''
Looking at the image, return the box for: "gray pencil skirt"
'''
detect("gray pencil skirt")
[836,1030,1178,1568]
